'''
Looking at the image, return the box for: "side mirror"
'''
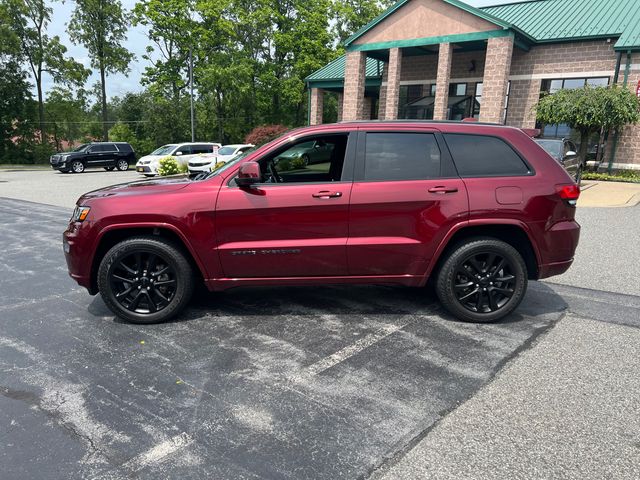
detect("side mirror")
[175,151,183,156]
[236,161,262,187]
[565,150,577,158]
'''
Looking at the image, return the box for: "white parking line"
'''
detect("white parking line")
[119,432,194,473]
[288,321,410,383]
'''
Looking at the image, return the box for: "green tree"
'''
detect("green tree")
[536,85,640,166]
[5,0,89,143]
[132,0,193,99]
[331,0,396,44]
[45,86,90,151]
[68,0,134,141]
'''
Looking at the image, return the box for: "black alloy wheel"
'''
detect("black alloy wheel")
[98,237,194,324]
[436,238,527,323]
[116,159,129,171]
[71,160,85,173]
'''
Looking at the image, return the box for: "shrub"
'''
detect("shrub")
[244,124,289,146]
[211,160,227,171]
[290,156,307,170]
[583,171,640,183]
[157,156,188,176]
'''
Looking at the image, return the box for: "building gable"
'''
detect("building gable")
[349,0,506,47]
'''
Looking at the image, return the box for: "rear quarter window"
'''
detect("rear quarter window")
[443,133,531,177]
[117,144,133,152]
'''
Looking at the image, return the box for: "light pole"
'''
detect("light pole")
[189,46,195,142]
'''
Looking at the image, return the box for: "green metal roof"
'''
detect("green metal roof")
[482,0,640,50]
[305,55,383,82]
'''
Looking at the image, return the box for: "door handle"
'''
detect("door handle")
[428,186,458,194]
[312,191,342,199]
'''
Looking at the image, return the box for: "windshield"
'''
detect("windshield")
[218,146,237,155]
[72,144,89,152]
[150,144,177,156]
[535,140,562,158]
[199,150,253,180]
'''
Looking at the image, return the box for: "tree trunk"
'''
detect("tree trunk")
[36,73,45,144]
[100,63,108,141]
[578,130,590,167]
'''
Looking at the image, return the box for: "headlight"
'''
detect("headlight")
[71,206,91,222]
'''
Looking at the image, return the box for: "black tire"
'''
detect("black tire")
[436,238,527,323]
[104,166,115,171]
[97,236,195,324]
[70,160,85,173]
[116,159,129,171]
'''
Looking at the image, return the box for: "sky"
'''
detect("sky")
[41,0,530,100]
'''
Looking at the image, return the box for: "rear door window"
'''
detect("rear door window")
[176,145,193,155]
[363,133,442,181]
[443,134,531,177]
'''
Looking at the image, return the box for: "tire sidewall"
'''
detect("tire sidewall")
[97,238,193,324]
[436,239,527,323]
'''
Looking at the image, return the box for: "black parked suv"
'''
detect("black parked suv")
[50,142,136,173]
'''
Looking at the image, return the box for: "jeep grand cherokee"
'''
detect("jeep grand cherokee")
[63,122,580,324]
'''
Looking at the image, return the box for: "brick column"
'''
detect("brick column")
[309,88,324,125]
[479,36,514,124]
[342,51,367,121]
[384,48,402,120]
[336,93,344,122]
[434,43,453,120]
[362,97,373,120]
[378,64,389,119]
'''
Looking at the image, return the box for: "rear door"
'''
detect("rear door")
[215,132,355,278]
[347,128,468,276]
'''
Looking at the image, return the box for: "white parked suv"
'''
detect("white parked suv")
[136,142,221,176]
[188,144,254,173]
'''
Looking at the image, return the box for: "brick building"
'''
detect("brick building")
[305,0,640,169]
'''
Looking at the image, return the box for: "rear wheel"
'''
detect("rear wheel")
[436,238,527,323]
[116,159,129,171]
[70,160,85,173]
[97,236,195,324]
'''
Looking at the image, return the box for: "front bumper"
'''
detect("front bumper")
[136,165,156,174]
[63,223,96,294]
[188,163,212,173]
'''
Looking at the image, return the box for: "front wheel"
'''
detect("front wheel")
[436,238,527,323]
[97,236,195,324]
[70,160,85,173]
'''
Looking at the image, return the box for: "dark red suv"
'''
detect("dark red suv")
[63,122,580,324]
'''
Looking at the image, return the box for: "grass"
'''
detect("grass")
[583,170,640,184]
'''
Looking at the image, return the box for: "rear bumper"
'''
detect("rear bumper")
[538,259,574,279]
[536,219,580,279]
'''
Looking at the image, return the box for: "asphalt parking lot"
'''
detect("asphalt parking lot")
[1,170,640,479]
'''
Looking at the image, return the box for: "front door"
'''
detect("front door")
[347,129,469,276]
[215,132,355,278]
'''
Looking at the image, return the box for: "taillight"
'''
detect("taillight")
[556,184,580,206]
